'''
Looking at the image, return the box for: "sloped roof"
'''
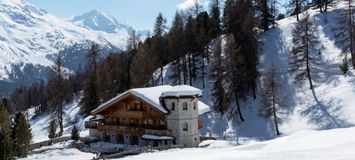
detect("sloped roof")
[91,85,210,115]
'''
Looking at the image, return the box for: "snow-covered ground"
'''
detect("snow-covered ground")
[28,98,89,143]
[22,127,355,160]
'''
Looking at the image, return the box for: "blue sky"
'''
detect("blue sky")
[27,0,210,31]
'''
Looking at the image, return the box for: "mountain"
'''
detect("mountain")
[68,9,150,36]
[68,9,134,34]
[0,0,139,95]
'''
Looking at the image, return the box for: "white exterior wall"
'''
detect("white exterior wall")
[165,98,200,147]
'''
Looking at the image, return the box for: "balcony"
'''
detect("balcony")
[85,121,100,129]
[97,124,173,137]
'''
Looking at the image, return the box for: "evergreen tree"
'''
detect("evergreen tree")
[210,37,230,114]
[259,0,274,31]
[153,13,168,85]
[290,12,320,89]
[0,103,13,160]
[13,112,32,158]
[209,0,221,38]
[81,43,100,116]
[168,11,186,85]
[71,125,80,141]
[48,119,57,139]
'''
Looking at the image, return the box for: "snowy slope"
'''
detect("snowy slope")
[28,98,90,143]
[261,2,355,134]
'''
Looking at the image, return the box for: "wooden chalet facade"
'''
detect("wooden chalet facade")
[85,85,210,148]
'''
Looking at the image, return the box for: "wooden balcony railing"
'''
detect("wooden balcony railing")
[97,124,173,137]
[85,121,99,129]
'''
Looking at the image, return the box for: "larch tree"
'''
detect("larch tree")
[334,0,355,70]
[81,43,100,116]
[12,112,32,158]
[47,55,65,136]
[261,63,286,136]
[290,12,320,90]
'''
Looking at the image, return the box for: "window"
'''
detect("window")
[193,101,197,110]
[171,102,175,111]
[183,102,188,110]
[183,122,188,131]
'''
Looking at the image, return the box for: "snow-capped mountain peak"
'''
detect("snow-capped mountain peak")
[68,9,134,34]
[0,0,47,16]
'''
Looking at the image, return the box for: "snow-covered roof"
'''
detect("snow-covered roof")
[91,85,210,115]
[141,134,174,140]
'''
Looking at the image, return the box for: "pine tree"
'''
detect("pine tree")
[290,12,320,89]
[259,0,274,31]
[153,13,168,85]
[261,63,286,136]
[210,37,230,114]
[81,43,100,116]
[209,0,221,38]
[0,103,14,160]
[13,112,32,158]
[48,119,57,139]
[168,11,186,85]
[71,125,80,141]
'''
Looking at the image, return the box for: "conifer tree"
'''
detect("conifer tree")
[47,55,65,136]
[13,112,32,158]
[210,37,230,114]
[0,103,14,160]
[209,0,221,38]
[261,63,286,136]
[81,43,100,116]
[48,119,57,139]
[334,0,355,69]
[71,125,80,141]
[290,12,320,89]
[153,13,168,85]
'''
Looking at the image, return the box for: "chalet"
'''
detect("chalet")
[85,85,210,148]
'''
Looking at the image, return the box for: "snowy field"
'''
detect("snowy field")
[22,126,355,160]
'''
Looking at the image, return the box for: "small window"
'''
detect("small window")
[193,101,197,110]
[171,102,175,111]
[183,102,188,110]
[183,122,188,131]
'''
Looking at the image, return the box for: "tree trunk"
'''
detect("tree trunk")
[272,92,280,136]
[349,0,355,69]
[234,93,245,122]
[202,57,205,88]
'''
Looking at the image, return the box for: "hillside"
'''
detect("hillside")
[20,1,355,159]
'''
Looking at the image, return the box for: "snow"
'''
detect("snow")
[28,98,88,143]
[20,141,95,160]
[0,0,130,81]
[92,85,210,115]
[118,127,355,160]
[141,134,174,140]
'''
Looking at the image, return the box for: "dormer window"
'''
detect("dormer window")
[171,102,175,111]
[183,102,188,110]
